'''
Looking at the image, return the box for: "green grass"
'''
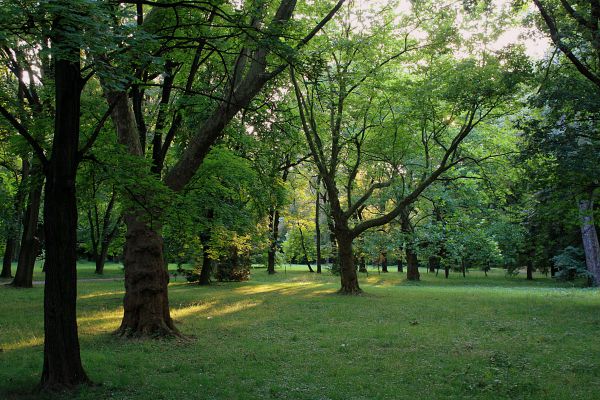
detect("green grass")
[0,265,599,399]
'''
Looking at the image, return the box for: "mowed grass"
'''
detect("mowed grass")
[0,266,599,399]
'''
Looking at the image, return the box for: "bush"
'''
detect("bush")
[215,247,250,282]
[552,246,590,282]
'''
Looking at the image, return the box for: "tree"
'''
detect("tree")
[99,0,346,337]
[291,2,528,292]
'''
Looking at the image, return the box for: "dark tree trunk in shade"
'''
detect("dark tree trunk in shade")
[199,235,212,286]
[95,240,110,275]
[428,256,439,273]
[526,260,534,280]
[359,257,367,273]
[337,231,361,294]
[381,252,388,273]
[267,209,280,275]
[406,246,420,281]
[115,215,178,337]
[1,238,16,278]
[397,258,403,272]
[445,265,450,279]
[12,171,43,288]
[461,258,466,278]
[40,52,89,389]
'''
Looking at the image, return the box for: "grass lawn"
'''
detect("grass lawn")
[0,265,598,399]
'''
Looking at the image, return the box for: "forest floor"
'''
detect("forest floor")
[0,265,598,399]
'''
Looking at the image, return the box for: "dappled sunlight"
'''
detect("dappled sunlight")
[79,290,124,300]
[2,335,43,351]
[233,281,330,297]
[172,299,262,320]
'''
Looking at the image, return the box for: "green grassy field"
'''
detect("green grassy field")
[0,265,598,399]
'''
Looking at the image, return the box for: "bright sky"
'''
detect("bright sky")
[348,0,551,60]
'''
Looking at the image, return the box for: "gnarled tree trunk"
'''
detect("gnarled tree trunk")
[116,215,177,337]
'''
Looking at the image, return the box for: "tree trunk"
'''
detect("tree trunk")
[315,179,322,274]
[1,237,16,278]
[445,265,450,279]
[199,239,212,286]
[579,195,600,285]
[12,172,43,288]
[359,256,367,273]
[428,256,438,273]
[116,215,178,337]
[337,232,361,294]
[381,252,388,273]
[462,258,466,278]
[526,260,533,280]
[406,246,419,281]
[297,224,314,272]
[95,240,110,275]
[397,258,403,272]
[40,52,89,390]
[267,209,279,275]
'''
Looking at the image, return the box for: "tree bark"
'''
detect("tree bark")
[397,257,403,272]
[359,256,367,273]
[578,195,600,285]
[115,215,177,337]
[12,170,43,288]
[40,51,89,390]
[337,231,361,294]
[406,246,420,281]
[461,258,466,278]
[297,224,314,272]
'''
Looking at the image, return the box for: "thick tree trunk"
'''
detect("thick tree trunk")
[12,173,43,288]
[381,252,388,273]
[116,215,178,337]
[397,258,403,272]
[406,246,419,281]
[199,239,212,286]
[267,209,279,274]
[337,232,361,294]
[445,265,450,279]
[579,196,600,285]
[40,53,89,390]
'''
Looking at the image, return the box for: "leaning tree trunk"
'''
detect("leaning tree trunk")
[95,239,110,275]
[406,246,420,281]
[12,173,43,288]
[116,215,177,337]
[40,52,89,390]
[579,196,600,285]
[337,231,361,294]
